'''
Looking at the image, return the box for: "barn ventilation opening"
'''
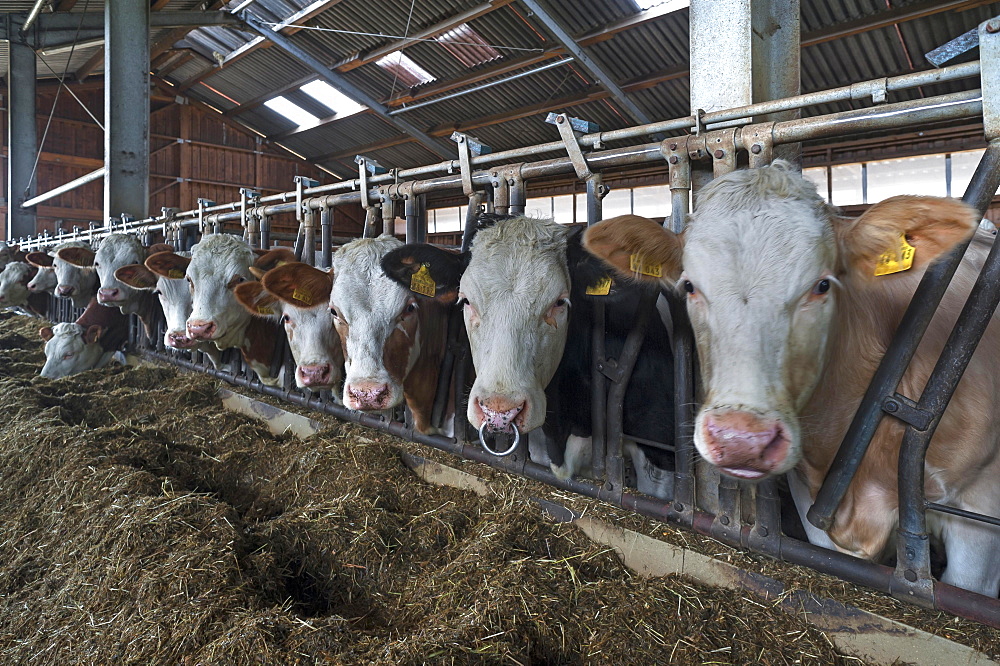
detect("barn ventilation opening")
[375,51,436,88]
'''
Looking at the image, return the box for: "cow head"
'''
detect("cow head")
[38,322,105,379]
[0,242,19,271]
[383,215,615,437]
[584,161,978,481]
[117,254,198,350]
[0,261,38,307]
[235,262,344,390]
[27,265,56,294]
[41,241,97,307]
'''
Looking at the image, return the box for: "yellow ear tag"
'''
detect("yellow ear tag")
[292,287,313,305]
[168,269,184,279]
[257,305,275,315]
[585,275,613,296]
[410,264,437,297]
[874,234,916,277]
[629,253,662,278]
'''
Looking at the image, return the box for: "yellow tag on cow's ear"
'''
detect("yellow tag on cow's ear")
[168,269,184,279]
[292,287,313,305]
[585,275,613,296]
[874,234,916,277]
[629,253,662,278]
[410,264,437,297]
[257,306,274,315]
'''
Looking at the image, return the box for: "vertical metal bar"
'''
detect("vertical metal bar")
[381,190,397,236]
[259,214,270,250]
[461,192,485,252]
[588,174,608,481]
[320,205,333,268]
[105,0,150,221]
[508,170,526,215]
[491,172,510,216]
[302,208,316,266]
[7,39,38,239]
[405,193,427,244]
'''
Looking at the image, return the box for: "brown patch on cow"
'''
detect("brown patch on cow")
[17,265,38,285]
[115,264,158,290]
[76,297,130,352]
[584,215,684,283]
[57,246,96,267]
[234,281,279,317]
[145,243,174,257]
[145,251,191,279]
[26,292,49,317]
[240,316,281,372]
[26,252,53,268]
[261,263,333,310]
[401,300,451,434]
[837,196,978,279]
[254,247,297,272]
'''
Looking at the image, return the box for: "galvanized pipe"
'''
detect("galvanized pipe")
[21,0,47,33]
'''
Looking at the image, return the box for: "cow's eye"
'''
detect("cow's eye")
[402,301,419,317]
[330,306,340,320]
[683,280,695,294]
[813,278,831,295]
[457,297,469,307]
[93,262,100,268]
[152,290,161,296]
[553,297,569,309]
[281,314,291,324]
[62,352,74,359]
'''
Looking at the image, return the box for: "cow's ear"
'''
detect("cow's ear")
[9,244,19,253]
[26,251,53,268]
[39,326,54,341]
[583,215,684,284]
[145,251,190,279]
[115,264,158,290]
[837,195,979,279]
[381,244,467,303]
[19,265,38,284]
[234,281,280,317]
[253,247,297,273]
[57,246,96,267]
[145,243,174,257]
[261,262,333,308]
[83,324,102,345]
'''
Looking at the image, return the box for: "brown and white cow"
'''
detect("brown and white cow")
[324,235,449,434]
[0,262,48,315]
[584,160,999,595]
[39,296,129,378]
[56,234,173,338]
[234,262,345,392]
[27,265,57,295]
[141,235,293,385]
[26,240,97,308]
[0,242,20,271]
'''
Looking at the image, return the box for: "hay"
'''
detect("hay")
[0,312,878,664]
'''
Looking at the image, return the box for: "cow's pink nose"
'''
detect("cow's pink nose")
[347,382,390,410]
[166,332,197,348]
[478,397,525,434]
[56,285,73,296]
[298,363,333,387]
[187,320,217,340]
[701,411,790,480]
[98,287,120,302]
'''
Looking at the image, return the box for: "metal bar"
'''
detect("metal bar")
[22,167,105,209]
[808,139,1000,531]
[926,501,1000,528]
[7,39,37,239]
[21,0,46,33]
[320,205,333,268]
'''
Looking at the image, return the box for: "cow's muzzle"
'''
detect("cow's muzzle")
[166,331,198,349]
[55,285,74,297]
[297,363,334,388]
[700,409,791,480]
[98,287,123,303]
[187,319,217,340]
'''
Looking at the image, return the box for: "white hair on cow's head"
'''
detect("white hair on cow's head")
[51,239,97,307]
[186,233,257,350]
[0,261,35,306]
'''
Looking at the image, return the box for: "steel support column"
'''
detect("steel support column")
[104,0,150,221]
[7,40,38,239]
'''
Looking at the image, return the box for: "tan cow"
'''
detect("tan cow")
[583,160,999,596]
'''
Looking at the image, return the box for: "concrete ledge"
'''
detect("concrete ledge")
[218,388,324,439]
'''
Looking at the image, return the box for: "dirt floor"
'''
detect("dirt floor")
[0,310,991,665]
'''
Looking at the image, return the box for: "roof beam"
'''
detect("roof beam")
[240,10,453,160]
[517,0,652,125]
[19,11,241,31]
[801,0,997,47]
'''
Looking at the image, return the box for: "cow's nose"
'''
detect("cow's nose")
[55,285,73,297]
[187,320,217,340]
[166,332,196,348]
[346,382,391,410]
[98,287,120,303]
[701,411,790,480]
[298,363,333,388]
[478,397,525,434]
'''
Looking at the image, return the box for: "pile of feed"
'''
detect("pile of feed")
[0,311,944,664]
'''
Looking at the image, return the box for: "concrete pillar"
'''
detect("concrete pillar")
[7,41,38,239]
[104,0,150,222]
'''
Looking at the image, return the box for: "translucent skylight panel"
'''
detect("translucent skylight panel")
[633,0,690,12]
[300,80,366,118]
[435,24,500,68]
[375,51,436,88]
[263,96,320,128]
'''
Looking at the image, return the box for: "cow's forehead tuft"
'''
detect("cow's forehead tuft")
[470,215,568,258]
[96,233,143,256]
[51,322,85,338]
[1,262,32,280]
[333,234,402,273]
[190,233,254,265]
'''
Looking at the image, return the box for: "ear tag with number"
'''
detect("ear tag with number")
[292,287,313,305]
[168,269,184,279]
[586,275,613,295]
[874,234,916,277]
[629,253,662,278]
[410,264,437,297]
[257,305,275,315]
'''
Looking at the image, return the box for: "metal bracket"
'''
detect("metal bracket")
[708,128,738,177]
[691,109,707,136]
[882,393,934,431]
[451,131,492,198]
[548,112,600,180]
[240,187,261,244]
[355,155,386,212]
[294,176,319,223]
[740,122,776,168]
[890,528,936,608]
[596,357,624,383]
[197,198,216,235]
[981,16,1000,140]
[850,77,889,105]
[925,25,985,67]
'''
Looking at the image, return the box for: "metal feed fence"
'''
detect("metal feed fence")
[25,23,1000,627]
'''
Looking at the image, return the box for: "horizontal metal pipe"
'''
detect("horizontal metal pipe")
[21,167,105,209]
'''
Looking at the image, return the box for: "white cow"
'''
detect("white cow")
[584,160,1000,596]
[27,266,57,295]
[39,297,129,378]
[0,262,43,313]
[26,240,96,308]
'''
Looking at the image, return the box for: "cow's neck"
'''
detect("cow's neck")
[133,291,164,340]
[240,317,281,384]
[402,301,450,433]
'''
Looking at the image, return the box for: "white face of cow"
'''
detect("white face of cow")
[27,266,56,294]
[185,234,255,350]
[461,217,571,434]
[93,234,146,313]
[156,269,199,349]
[52,242,96,306]
[0,262,35,307]
[330,236,421,410]
[281,301,342,389]
[39,322,105,378]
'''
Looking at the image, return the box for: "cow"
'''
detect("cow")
[0,262,48,315]
[55,234,173,338]
[27,265,57,295]
[139,235,292,386]
[233,261,345,392]
[582,160,999,596]
[26,240,96,308]
[381,214,675,494]
[0,242,19,270]
[114,251,222,365]
[38,296,129,378]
